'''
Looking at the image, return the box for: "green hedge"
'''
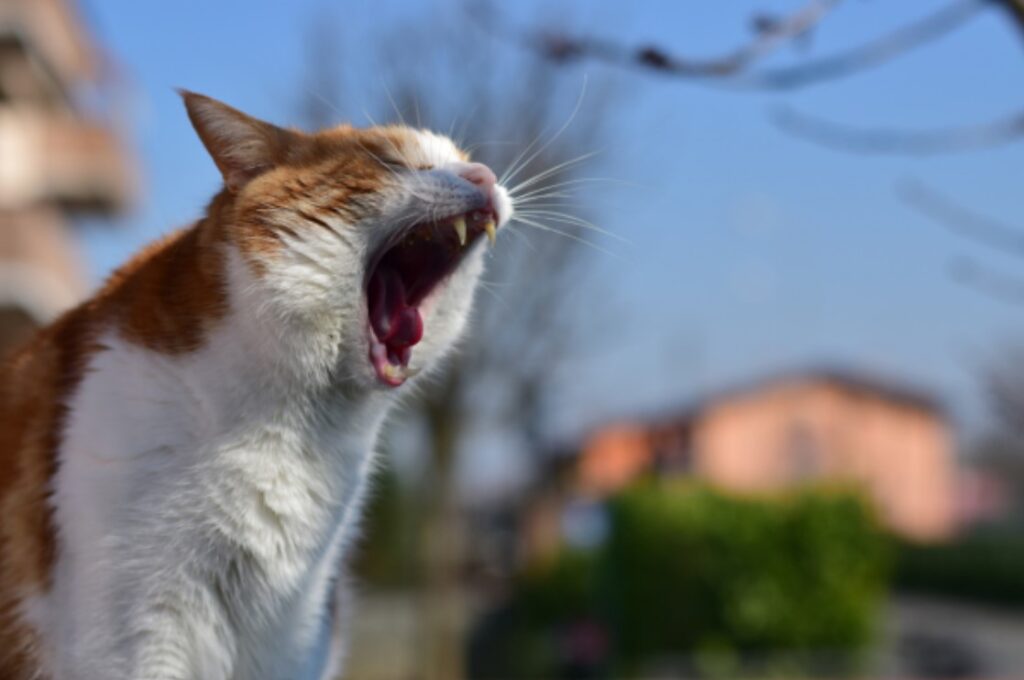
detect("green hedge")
[606,482,890,670]
[494,482,891,677]
[895,532,1024,607]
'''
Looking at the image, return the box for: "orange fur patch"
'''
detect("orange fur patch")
[0,214,228,676]
[0,306,98,674]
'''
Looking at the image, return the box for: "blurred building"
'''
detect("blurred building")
[955,465,1013,527]
[0,0,132,355]
[528,369,957,557]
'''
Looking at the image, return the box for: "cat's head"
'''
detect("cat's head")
[181,91,512,390]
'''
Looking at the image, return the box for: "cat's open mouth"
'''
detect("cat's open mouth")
[366,209,498,386]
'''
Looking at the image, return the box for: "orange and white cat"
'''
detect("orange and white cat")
[0,92,511,679]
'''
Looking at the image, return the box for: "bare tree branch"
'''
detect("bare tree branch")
[726,0,986,90]
[950,257,1024,305]
[296,10,346,131]
[487,0,1024,159]
[470,0,844,78]
[994,0,1024,41]
[898,182,1024,307]
[774,106,1024,153]
[295,14,624,677]
[986,341,1024,436]
[900,181,1024,257]
[479,0,987,91]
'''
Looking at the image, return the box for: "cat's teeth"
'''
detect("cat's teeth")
[483,220,497,246]
[381,363,406,382]
[381,362,420,383]
[453,217,467,246]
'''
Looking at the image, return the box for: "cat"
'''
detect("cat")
[0,91,512,680]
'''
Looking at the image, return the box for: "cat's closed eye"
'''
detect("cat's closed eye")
[386,159,433,171]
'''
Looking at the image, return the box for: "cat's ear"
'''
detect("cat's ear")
[179,90,299,192]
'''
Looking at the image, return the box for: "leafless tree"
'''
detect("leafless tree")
[488,0,1024,448]
[296,8,620,679]
[971,345,1024,514]
[481,0,1024,292]
[482,0,1023,140]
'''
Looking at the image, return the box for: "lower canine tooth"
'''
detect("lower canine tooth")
[382,363,407,382]
[484,220,497,245]
[453,217,467,246]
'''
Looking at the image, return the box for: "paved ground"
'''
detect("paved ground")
[342,591,1024,679]
[877,595,1024,678]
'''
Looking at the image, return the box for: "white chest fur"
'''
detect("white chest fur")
[36,297,392,679]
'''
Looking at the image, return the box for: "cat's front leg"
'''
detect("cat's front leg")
[123,591,236,680]
[128,636,234,680]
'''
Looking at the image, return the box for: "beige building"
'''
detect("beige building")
[574,370,957,541]
[0,0,132,354]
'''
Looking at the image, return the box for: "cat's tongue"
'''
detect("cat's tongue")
[367,266,424,355]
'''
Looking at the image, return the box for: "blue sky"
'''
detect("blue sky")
[77,1,1024,445]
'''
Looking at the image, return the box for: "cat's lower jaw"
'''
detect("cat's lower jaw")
[366,204,500,388]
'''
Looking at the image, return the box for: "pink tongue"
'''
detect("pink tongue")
[368,267,423,353]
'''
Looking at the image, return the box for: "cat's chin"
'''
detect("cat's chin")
[365,208,498,387]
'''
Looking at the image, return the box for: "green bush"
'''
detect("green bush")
[520,548,602,623]
[895,531,1024,607]
[605,482,890,670]
[498,482,891,677]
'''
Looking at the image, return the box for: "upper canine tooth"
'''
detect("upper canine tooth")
[453,217,467,246]
[483,220,497,245]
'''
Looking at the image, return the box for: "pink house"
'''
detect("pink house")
[575,370,957,541]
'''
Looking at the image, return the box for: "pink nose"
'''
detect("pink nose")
[453,162,497,193]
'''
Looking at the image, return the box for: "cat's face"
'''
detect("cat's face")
[183,92,512,390]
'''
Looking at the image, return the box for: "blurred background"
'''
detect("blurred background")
[2,0,1024,677]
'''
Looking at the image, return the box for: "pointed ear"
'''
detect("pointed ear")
[179,90,297,191]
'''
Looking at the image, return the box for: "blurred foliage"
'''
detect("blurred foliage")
[521,549,602,623]
[471,482,891,678]
[606,482,890,669]
[352,464,423,588]
[895,530,1024,608]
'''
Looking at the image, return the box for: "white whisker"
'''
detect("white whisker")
[451,102,482,147]
[514,209,630,244]
[510,201,581,212]
[360,103,423,182]
[511,192,575,205]
[512,175,633,201]
[475,281,515,313]
[499,121,551,187]
[507,150,602,197]
[381,81,407,127]
[511,215,622,259]
[498,223,539,252]
[500,75,589,188]
[303,87,346,128]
